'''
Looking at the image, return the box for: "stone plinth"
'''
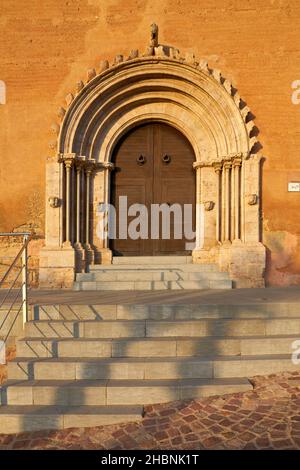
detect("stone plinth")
[39,246,75,288]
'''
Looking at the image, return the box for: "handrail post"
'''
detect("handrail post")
[22,234,28,327]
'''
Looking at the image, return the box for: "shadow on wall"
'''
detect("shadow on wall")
[264,229,300,286]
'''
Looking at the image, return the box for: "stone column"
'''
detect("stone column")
[83,160,96,266]
[63,155,76,247]
[233,156,242,241]
[193,161,203,251]
[103,162,115,250]
[223,160,232,243]
[85,164,92,248]
[74,157,86,249]
[213,162,222,243]
[72,156,86,274]
[94,161,115,264]
[192,161,216,263]
[39,153,76,288]
[240,159,245,242]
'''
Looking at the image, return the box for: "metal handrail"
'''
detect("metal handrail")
[0,233,30,345]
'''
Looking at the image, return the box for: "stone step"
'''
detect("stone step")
[112,256,193,265]
[0,404,143,434]
[7,355,299,381]
[90,264,218,272]
[73,279,232,291]
[32,303,300,321]
[76,271,228,282]
[23,318,300,339]
[1,378,252,407]
[16,335,300,358]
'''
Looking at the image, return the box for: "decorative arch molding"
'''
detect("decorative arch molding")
[57,57,257,163]
[40,27,266,289]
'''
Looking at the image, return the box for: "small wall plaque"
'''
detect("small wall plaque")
[288,182,300,192]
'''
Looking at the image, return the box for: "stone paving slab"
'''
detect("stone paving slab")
[2,286,300,305]
[0,371,300,449]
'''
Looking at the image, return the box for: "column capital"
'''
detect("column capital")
[232,156,242,167]
[193,161,212,170]
[212,161,223,173]
[223,160,232,170]
[58,153,76,168]
[84,159,96,174]
[101,161,115,171]
[75,155,87,170]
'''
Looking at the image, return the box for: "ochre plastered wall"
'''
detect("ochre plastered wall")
[0,0,300,286]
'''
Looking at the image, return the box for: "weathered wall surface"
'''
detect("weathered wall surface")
[0,0,300,286]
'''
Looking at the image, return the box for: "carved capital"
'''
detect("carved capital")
[101,162,115,171]
[58,153,76,168]
[193,161,212,170]
[84,158,96,175]
[246,194,258,205]
[48,196,60,208]
[75,155,86,170]
[232,156,242,168]
[204,201,215,211]
[223,160,232,171]
[212,161,223,173]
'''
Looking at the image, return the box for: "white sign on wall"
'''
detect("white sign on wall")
[0,340,5,364]
[0,80,6,105]
[288,182,300,192]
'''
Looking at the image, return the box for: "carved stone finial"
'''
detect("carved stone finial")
[76,81,84,93]
[87,68,96,82]
[99,60,109,72]
[150,23,159,48]
[57,107,66,119]
[128,49,139,60]
[146,23,159,56]
[114,54,123,64]
[65,93,74,106]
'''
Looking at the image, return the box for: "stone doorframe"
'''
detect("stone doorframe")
[39,35,266,288]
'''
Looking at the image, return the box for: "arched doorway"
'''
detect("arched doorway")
[40,35,266,288]
[111,123,196,256]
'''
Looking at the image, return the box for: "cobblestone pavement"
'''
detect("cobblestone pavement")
[1,371,300,450]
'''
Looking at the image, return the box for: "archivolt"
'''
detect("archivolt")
[56,55,257,163]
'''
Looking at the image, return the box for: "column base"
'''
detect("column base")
[74,243,86,273]
[193,242,266,288]
[94,248,113,265]
[39,246,76,288]
[192,245,219,264]
[84,244,95,269]
[218,241,266,288]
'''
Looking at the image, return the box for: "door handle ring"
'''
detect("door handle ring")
[162,154,171,164]
[137,154,146,165]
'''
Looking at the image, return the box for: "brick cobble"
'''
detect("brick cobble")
[1,371,300,449]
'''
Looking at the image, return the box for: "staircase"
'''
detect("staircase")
[1,302,300,433]
[74,256,232,290]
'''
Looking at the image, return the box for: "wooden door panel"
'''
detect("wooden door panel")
[111,125,153,255]
[157,179,196,254]
[112,182,151,255]
[153,124,196,254]
[111,123,195,256]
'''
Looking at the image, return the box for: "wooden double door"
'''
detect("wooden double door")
[111,123,196,256]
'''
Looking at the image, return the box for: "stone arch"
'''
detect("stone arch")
[40,39,265,289]
[58,58,254,163]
